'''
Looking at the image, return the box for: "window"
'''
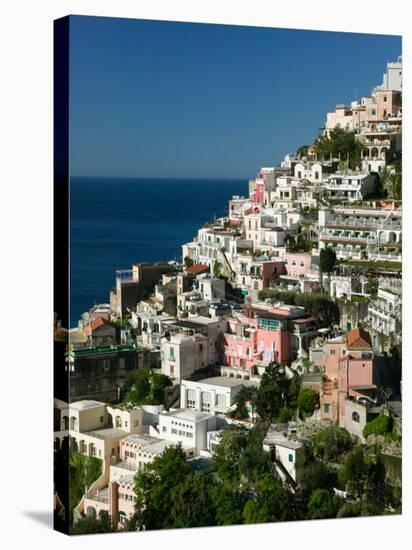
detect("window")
[216,394,226,409]
[324,404,330,413]
[300,261,305,267]
[162,426,167,432]
[315,171,319,180]
[383,96,387,102]
[171,428,178,434]
[352,412,360,422]
[288,453,293,463]
[169,347,175,360]
[100,416,104,423]
[201,391,211,412]
[187,389,196,409]
[330,349,336,355]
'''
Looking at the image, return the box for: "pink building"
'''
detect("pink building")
[313,328,375,426]
[251,181,265,205]
[223,302,316,370]
[283,252,317,278]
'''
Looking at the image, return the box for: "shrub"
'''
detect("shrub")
[297,388,319,419]
[363,414,394,439]
[311,426,353,462]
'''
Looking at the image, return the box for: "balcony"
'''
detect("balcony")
[116,270,135,284]
[85,487,109,504]
[325,219,401,231]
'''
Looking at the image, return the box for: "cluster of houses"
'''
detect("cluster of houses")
[56,58,402,528]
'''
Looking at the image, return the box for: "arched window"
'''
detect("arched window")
[352,411,360,423]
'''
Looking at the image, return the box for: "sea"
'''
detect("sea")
[70,176,248,327]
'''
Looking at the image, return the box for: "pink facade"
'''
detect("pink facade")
[317,329,374,426]
[283,252,317,278]
[374,90,401,120]
[223,304,306,369]
[251,181,265,205]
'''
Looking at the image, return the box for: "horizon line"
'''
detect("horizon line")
[70,175,251,181]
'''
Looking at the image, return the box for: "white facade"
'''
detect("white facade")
[158,408,217,454]
[161,332,209,382]
[180,376,251,413]
[367,285,401,348]
[196,273,226,302]
[263,427,305,484]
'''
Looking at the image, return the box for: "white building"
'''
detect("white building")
[262,426,305,484]
[324,173,377,201]
[378,57,402,92]
[180,376,256,414]
[161,332,209,382]
[318,205,402,263]
[367,283,401,350]
[195,273,226,302]
[158,408,217,454]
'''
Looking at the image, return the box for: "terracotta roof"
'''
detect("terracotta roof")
[90,318,112,331]
[185,263,210,275]
[346,328,372,350]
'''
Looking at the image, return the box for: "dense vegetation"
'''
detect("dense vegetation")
[122,368,172,406]
[69,451,102,513]
[126,421,400,531]
[313,128,363,169]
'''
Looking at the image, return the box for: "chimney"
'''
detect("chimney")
[109,481,119,529]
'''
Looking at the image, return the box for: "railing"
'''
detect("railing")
[319,233,372,243]
[325,220,401,230]
[113,460,137,472]
[116,269,135,283]
[85,491,109,504]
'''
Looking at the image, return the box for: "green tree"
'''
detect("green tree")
[169,473,216,528]
[123,368,151,403]
[123,368,172,406]
[212,484,245,526]
[363,413,394,439]
[339,445,390,504]
[313,128,363,169]
[294,293,340,326]
[184,256,194,268]
[297,145,309,158]
[213,261,223,277]
[243,474,301,524]
[311,426,353,462]
[232,385,258,420]
[237,424,272,483]
[69,451,102,512]
[133,444,192,530]
[256,363,289,422]
[319,248,337,291]
[71,511,115,535]
[306,489,341,520]
[337,501,362,518]
[297,388,319,419]
[300,461,337,494]
[211,424,252,484]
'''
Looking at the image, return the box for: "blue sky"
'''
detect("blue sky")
[69,16,401,179]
